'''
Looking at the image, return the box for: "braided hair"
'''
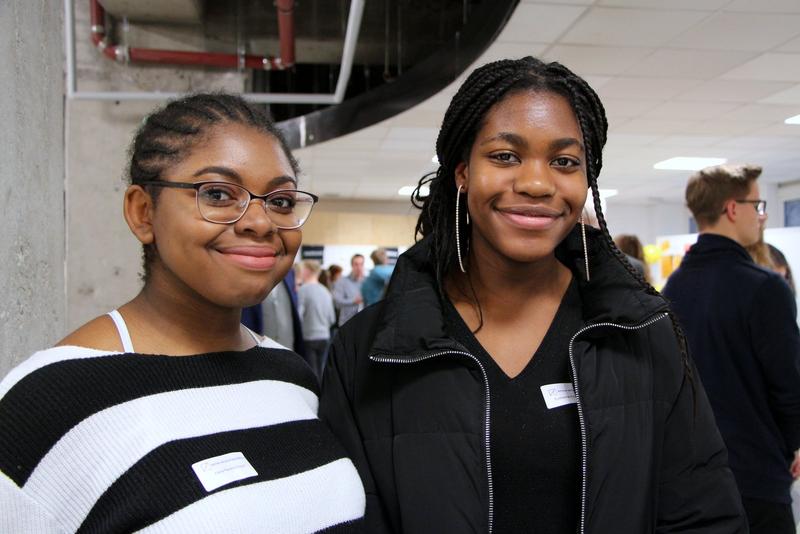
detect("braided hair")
[127,93,299,281]
[412,57,693,382]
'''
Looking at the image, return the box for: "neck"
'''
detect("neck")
[122,269,250,355]
[447,249,571,320]
[699,223,742,246]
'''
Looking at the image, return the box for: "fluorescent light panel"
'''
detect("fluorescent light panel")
[654,157,727,171]
[398,185,429,196]
[785,114,800,125]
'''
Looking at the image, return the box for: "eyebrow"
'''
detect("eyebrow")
[192,166,297,188]
[480,132,528,148]
[479,133,584,153]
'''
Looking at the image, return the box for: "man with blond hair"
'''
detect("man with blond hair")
[663,164,800,533]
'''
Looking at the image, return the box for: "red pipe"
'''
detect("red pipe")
[276,0,296,69]
[89,0,295,70]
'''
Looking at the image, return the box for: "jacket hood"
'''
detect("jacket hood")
[369,225,670,358]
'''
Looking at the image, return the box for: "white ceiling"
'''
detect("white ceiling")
[295,0,800,204]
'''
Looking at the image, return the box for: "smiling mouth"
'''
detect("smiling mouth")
[496,206,564,230]
[216,247,280,271]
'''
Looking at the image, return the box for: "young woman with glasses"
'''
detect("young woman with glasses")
[0,94,365,532]
[320,58,746,533]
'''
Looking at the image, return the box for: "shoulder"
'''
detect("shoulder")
[1,345,121,405]
[56,314,123,352]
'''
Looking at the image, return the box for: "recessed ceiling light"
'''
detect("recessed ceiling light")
[398,185,429,196]
[431,155,439,164]
[785,114,800,125]
[653,157,727,171]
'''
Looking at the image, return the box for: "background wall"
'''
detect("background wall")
[0,1,65,376]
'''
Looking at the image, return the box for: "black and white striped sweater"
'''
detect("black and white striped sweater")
[0,338,365,533]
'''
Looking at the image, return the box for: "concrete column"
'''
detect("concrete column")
[0,1,65,377]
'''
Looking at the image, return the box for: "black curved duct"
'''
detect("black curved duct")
[276,0,519,149]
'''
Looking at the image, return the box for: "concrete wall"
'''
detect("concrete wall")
[0,1,65,376]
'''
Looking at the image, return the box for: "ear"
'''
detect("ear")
[721,199,736,222]
[455,161,469,191]
[123,185,155,246]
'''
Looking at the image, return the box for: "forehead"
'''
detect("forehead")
[478,90,582,141]
[176,122,294,177]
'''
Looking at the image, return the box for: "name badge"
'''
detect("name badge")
[540,383,577,409]
[192,452,258,492]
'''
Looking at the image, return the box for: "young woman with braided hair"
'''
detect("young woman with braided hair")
[321,57,745,533]
[0,94,365,532]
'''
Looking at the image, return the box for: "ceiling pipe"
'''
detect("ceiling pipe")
[276,0,296,69]
[89,0,293,70]
[66,0,365,104]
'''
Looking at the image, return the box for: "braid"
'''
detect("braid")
[416,56,694,390]
[127,92,300,281]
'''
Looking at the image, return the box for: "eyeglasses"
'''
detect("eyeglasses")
[734,199,767,216]
[141,180,319,228]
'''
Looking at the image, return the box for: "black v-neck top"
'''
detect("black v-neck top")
[443,279,584,533]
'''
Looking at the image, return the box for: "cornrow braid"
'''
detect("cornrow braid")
[413,56,693,385]
[127,92,300,281]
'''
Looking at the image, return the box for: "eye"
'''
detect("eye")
[552,156,580,168]
[490,152,520,164]
[198,183,241,205]
[267,193,298,213]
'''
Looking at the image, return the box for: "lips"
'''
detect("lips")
[216,246,279,270]
[496,204,564,230]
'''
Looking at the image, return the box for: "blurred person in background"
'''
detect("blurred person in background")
[332,254,365,327]
[615,234,649,282]
[298,259,336,381]
[663,163,800,534]
[360,248,395,306]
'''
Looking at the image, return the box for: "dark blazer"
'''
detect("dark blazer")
[664,233,800,504]
[321,228,746,533]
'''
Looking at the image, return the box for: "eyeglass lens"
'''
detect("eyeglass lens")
[197,182,315,227]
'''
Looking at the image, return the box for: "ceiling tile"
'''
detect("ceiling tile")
[384,127,438,141]
[544,45,653,76]
[750,123,800,136]
[560,8,708,47]
[721,53,800,82]
[597,0,728,8]
[499,4,587,43]
[777,36,800,53]
[597,77,700,100]
[682,120,770,136]
[642,100,740,120]
[722,103,798,122]
[612,118,698,135]
[602,98,662,119]
[623,49,757,79]
[724,0,800,13]
[758,83,800,104]
[656,135,726,147]
[476,43,548,65]
[674,79,796,102]
[713,135,800,149]
[605,133,665,146]
[669,12,800,51]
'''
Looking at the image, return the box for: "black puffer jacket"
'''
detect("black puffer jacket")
[320,227,746,533]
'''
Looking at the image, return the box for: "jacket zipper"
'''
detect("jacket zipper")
[370,351,495,534]
[568,312,669,534]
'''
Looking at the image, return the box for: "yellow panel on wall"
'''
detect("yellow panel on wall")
[302,211,417,246]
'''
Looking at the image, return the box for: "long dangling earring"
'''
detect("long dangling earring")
[579,216,590,282]
[456,185,468,273]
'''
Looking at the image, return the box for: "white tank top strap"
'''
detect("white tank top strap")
[243,325,263,345]
[107,309,135,353]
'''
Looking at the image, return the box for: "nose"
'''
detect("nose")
[513,160,556,197]
[234,198,278,235]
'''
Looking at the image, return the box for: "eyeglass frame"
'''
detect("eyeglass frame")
[722,199,767,216]
[140,180,319,229]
